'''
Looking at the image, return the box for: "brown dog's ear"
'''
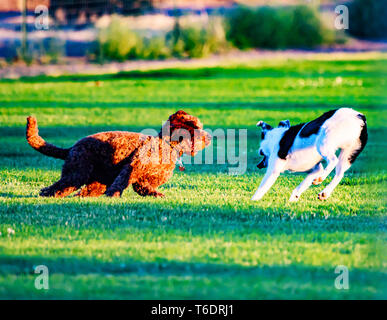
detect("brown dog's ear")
[175,110,188,116]
[168,110,188,122]
[170,111,203,130]
[183,118,203,130]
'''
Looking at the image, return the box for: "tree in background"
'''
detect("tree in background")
[348,0,387,40]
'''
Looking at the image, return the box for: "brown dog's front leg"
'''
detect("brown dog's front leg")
[105,165,132,197]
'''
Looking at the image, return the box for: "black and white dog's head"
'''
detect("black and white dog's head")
[256,119,291,169]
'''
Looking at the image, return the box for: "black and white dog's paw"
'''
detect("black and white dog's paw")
[318,192,329,200]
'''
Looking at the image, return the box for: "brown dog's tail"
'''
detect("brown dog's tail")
[26,116,69,160]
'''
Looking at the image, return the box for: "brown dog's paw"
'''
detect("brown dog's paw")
[318,192,328,200]
[153,191,165,198]
[313,177,324,185]
[39,188,53,197]
[105,190,121,198]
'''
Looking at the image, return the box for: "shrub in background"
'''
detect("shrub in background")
[180,26,208,58]
[287,6,325,47]
[348,0,387,40]
[225,7,256,49]
[42,38,66,64]
[141,36,171,60]
[227,5,328,49]
[93,5,330,63]
[168,17,229,58]
[15,37,65,65]
[94,15,229,61]
[205,17,230,55]
[96,15,142,61]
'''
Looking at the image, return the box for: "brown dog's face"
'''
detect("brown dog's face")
[160,110,211,156]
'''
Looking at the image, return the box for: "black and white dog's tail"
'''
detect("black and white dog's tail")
[349,114,368,164]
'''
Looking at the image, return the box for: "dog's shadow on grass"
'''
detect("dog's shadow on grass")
[0,192,36,199]
[0,254,384,299]
[0,196,382,236]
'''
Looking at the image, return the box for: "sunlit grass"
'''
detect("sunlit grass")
[0,54,386,299]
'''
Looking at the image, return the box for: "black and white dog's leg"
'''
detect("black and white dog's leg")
[315,144,339,184]
[289,163,324,202]
[318,149,351,200]
[251,158,286,201]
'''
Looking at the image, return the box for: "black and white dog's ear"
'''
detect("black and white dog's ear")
[256,121,273,131]
[278,120,290,128]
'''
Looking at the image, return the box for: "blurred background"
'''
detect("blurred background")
[0,0,386,77]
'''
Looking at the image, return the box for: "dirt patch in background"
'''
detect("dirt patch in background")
[1,48,386,80]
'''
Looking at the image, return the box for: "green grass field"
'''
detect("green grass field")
[0,52,386,299]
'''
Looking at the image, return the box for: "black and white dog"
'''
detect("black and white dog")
[252,108,368,201]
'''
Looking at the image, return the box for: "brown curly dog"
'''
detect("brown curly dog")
[26,110,211,198]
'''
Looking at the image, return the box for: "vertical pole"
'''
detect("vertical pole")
[173,0,180,44]
[21,0,28,59]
